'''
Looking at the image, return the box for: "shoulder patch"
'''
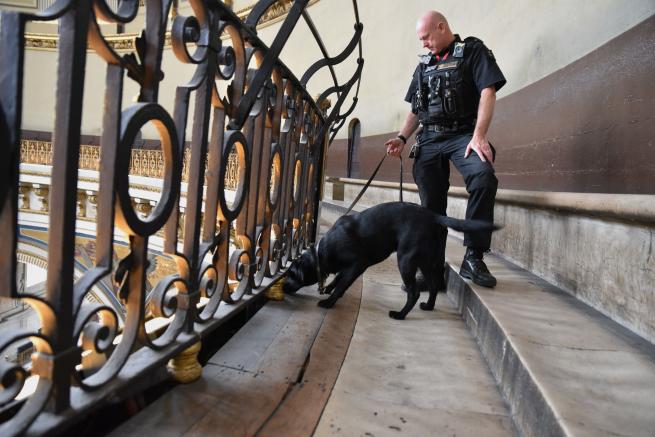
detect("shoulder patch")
[464,36,483,45]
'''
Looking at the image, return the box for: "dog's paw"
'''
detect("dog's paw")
[420,302,435,311]
[388,310,405,320]
[317,299,334,309]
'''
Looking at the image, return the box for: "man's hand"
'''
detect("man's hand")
[464,134,494,163]
[385,137,405,157]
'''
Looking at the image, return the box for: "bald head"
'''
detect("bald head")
[417,11,448,32]
[416,11,454,55]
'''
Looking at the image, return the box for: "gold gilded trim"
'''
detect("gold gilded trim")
[24,0,320,52]
[235,0,320,26]
[0,0,37,8]
[25,32,143,53]
[20,139,241,190]
[167,341,202,383]
[24,33,59,50]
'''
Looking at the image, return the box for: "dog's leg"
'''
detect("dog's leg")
[419,263,445,311]
[419,270,439,311]
[317,266,363,308]
[391,258,420,320]
[322,272,342,295]
[391,286,420,320]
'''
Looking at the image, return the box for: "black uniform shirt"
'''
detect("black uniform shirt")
[404,34,506,105]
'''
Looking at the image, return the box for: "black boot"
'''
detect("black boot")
[459,248,496,288]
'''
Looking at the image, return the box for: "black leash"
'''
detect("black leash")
[399,155,403,203]
[312,155,403,294]
[343,153,404,216]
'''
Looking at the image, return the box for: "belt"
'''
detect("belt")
[423,121,475,132]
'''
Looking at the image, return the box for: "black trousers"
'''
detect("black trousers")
[412,130,498,251]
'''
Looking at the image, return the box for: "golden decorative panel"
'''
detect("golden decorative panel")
[19,139,240,189]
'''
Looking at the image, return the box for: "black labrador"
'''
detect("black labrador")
[283,202,498,319]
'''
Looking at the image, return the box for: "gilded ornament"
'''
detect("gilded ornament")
[167,341,202,383]
[265,278,285,301]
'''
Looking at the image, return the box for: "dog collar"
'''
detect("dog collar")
[313,240,326,294]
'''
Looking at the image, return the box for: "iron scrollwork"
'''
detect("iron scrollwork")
[0,0,363,434]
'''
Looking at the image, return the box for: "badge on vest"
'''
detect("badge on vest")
[419,53,433,65]
[453,42,465,58]
[437,61,459,71]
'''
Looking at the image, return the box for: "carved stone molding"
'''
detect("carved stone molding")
[76,191,87,218]
[134,198,154,219]
[18,183,31,210]
[24,1,320,51]
[33,184,49,212]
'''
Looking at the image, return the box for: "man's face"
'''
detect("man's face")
[417,21,445,54]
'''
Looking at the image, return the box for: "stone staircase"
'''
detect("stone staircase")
[112,232,518,437]
[320,187,655,437]
[109,186,654,437]
[445,242,655,437]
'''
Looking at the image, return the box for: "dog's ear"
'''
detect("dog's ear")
[287,258,303,281]
[283,258,304,294]
[303,249,319,284]
[295,250,319,285]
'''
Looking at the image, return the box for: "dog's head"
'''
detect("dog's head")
[283,249,319,294]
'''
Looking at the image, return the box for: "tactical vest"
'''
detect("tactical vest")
[412,37,480,125]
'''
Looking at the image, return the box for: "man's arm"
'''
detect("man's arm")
[465,86,496,162]
[385,111,420,156]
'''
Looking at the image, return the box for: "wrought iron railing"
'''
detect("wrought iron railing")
[0,0,363,434]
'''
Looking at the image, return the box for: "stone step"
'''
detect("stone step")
[445,241,655,437]
[314,254,515,437]
[320,200,655,436]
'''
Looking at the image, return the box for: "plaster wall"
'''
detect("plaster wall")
[256,0,655,138]
[15,1,655,139]
[21,35,197,141]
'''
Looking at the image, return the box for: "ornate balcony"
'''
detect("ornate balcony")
[0,0,363,434]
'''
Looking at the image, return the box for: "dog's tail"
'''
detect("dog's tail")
[435,215,501,233]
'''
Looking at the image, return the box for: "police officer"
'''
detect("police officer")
[385,10,506,288]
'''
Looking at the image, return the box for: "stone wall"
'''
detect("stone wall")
[322,178,655,344]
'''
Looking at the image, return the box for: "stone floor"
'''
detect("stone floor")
[112,249,515,436]
[314,254,515,437]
